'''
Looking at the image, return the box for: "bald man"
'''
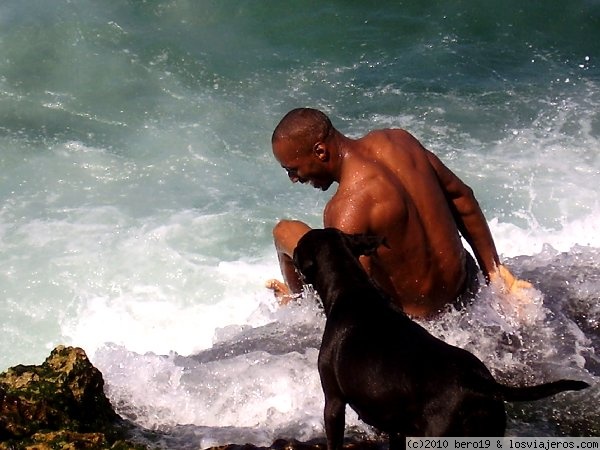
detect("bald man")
[267,108,530,318]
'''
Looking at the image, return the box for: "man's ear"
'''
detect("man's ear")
[313,142,329,162]
[343,232,388,257]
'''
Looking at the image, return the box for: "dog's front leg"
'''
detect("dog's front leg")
[324,395,345,450]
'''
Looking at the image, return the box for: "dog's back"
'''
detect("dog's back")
[319,282,507,436]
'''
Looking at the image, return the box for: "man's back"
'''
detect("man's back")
[324,129,468,316]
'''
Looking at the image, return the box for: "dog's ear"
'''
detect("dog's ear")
[293,248,315,281]
[342,232,388,257]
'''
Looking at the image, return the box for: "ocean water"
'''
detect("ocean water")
[1,0,599,447]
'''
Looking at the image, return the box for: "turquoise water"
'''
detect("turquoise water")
[1,1,599,446]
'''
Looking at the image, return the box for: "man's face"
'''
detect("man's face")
[272,139,334,191]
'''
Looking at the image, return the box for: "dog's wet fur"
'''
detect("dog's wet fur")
[292,228,589,450]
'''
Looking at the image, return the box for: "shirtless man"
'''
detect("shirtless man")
[266,108,530,318]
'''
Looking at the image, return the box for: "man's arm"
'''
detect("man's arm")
[425,149,499,280]
[425,150,532,293]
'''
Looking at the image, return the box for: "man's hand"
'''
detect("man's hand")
[490,264,533,293]
[490,264,539,323]
[265,279,294,305]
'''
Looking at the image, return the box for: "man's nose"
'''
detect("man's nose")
[289,173,300,183]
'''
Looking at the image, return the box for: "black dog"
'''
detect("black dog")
[292,228,589,450]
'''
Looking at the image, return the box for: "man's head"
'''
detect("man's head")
[272,108,337,191]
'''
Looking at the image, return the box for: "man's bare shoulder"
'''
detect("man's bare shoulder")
[324,172,377,230]
[359,128,423,155]
[353,129,428,176]
[325,151,407,230]
[362,128,413,140]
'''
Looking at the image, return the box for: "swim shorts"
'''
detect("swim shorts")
[453,252,480,311]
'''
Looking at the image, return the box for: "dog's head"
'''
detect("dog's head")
[293,228,386,285]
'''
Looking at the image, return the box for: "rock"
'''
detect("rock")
[0,345,146,449]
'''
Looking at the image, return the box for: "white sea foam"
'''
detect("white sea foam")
[490,210,600,258]
[76,211,600,447]
[91,300,371,448]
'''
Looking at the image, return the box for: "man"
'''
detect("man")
[266,108,531,318]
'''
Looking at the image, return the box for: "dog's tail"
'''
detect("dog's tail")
[498,379,589,402]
